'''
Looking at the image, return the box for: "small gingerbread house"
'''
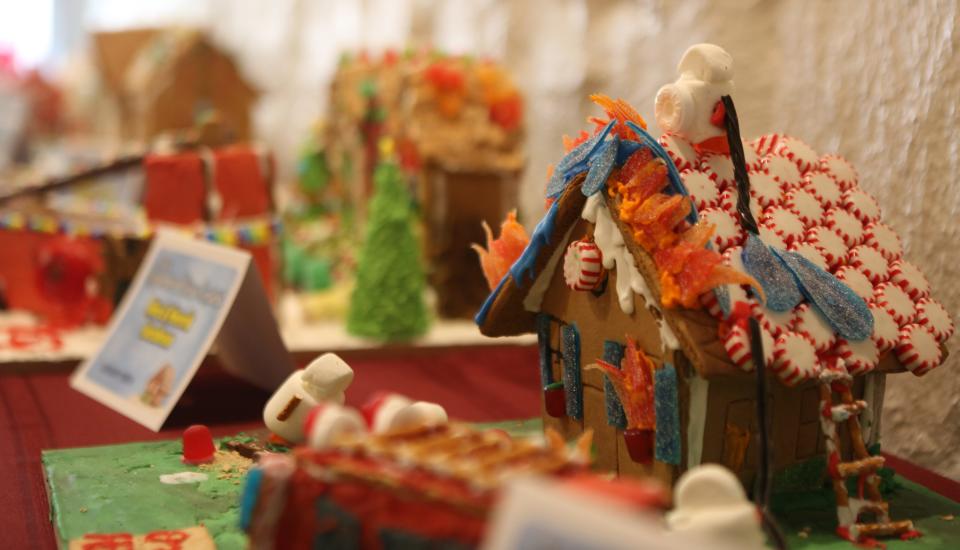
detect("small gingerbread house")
[476,45,951,542]
[317,51,525,318]
[93,28,257,143]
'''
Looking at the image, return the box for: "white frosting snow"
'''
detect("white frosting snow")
[582,194,652,314]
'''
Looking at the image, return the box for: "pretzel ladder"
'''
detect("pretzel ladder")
[818,362,916,544]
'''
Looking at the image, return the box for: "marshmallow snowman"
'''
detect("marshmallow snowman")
[666,464,768,550]
[655,44,734,145]
[361,392,448,433]
[263,353,354,443]
[304,403,366,449]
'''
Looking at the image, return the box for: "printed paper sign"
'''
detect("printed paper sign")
[71,230,292,430]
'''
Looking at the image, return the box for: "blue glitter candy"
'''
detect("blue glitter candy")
[556,120,615,174]
[537,314,554,387]
[654,363,681,465]
[772,248,875,341]
[561,323,583,420]
[742,235,802,312]
[602,340,627,429]
[616,139,644,165]
[581,135,620,197]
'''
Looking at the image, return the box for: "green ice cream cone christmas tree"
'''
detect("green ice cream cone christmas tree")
[347,157,429,340]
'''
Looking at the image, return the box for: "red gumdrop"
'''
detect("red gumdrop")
[181,424,216,464]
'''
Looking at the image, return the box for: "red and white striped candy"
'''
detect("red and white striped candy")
[875,282,915,325]
[863,222,903,262]
[784,187,824,227]
[895,324,942,376]
[819,154,859,190]
[700,154,735,189]
[915,297,954,343]
[771,331,820,386]
[700,207,743,252]
[764,155,804,189]
[834,266,874,302]
[756,304,796,337]
[752,133,784,156]
[749,171,783,208]
[837,337,880,376]
[889,259,931,301]
[789,241,829,271]
[761,206,805,245]
[776,137,820,174]
[723,245,746,271]
[719,188,762,221]
[806,226,848,270]
[700,290,723,319]
[802,171,843,208]
[869,303,899,353]
[794,303,835,352]
[824,207,865,247]
[841,188,881,224]
[847,245,889,284]
[660,134,697,172]
[563,240,604,291]
[743,145,763,172]
[681,169,721,210]
[724,321,775,372]
[758,224,788,250]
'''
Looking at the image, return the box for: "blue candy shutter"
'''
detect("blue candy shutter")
[602,340,627,429]
[654,362,681,465]
[561,323,582,419]
[535,313,553,387]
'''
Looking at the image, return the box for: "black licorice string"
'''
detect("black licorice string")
[722,94,788,550]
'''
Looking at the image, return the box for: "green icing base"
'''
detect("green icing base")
[42,439,248,549]
[43,422,960,549]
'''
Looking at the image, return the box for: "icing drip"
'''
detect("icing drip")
[522,225,577,313]
[659,318,680,352]
[582,194,650,314]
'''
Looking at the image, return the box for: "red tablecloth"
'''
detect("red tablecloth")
[0,345,540,549]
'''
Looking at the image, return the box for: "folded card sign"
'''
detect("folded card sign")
[71,230,293,431]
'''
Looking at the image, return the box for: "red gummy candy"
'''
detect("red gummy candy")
[181,424,216,465]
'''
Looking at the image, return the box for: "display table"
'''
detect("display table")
[0,344,540,549]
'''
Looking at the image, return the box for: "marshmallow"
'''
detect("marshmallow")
[655,44,734,145]
[389,401,449,431]
[304,404,366,449]
[667,464,768,550]
[362,392,413,433]
[263,353,355,443]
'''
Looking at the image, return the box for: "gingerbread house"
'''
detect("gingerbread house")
[476,45,952,542]
[317,51,525,318]
[93,28,258,143]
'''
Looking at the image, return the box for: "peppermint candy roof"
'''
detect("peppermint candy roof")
[684,132,951,382]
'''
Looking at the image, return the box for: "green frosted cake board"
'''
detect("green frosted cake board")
[43,418,959,548]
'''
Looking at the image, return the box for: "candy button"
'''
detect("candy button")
[761,206,805,245]
[915,297,954,343]
[660,134,697,172]
[834,266,874,302]
[806,226,847,270]
[794,303,835,352]
[842,188,881,224]
[847,245,889,284]
[889,259,931,301]
[784,188,824,227]
[776,137,819,174]
[837,336,880,376]
[824,208,865,247]
[700,207,744,252]
[802,171,842,208]
[700,154,735,189]
[789,241,829,271]
[875,282,915,325]
[863,222,903,262]
[819,154,859,190]
[895,324,942,376]
[771,331,820,386]
[681,169,721,210]
[764,155,804,189]
[869,303,899,353]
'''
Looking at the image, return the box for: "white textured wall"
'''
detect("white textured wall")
[82,0,960,478]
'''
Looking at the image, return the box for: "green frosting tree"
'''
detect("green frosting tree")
[347,162,429,340]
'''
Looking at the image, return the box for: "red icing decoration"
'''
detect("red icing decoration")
[181,425,216,465]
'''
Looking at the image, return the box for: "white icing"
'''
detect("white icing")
[803,171,842,208]
[659,318,680,352]
[582,194,651,314]
[686,374,709,468]
[522,224,577,312]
